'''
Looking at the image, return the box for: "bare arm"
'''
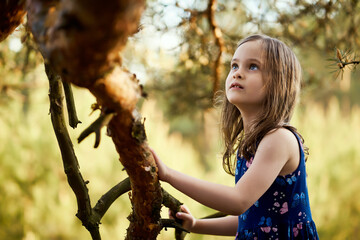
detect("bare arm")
[192,216,238,236]
[152,128,299,216]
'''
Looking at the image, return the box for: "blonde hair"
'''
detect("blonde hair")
[221,34,305,175]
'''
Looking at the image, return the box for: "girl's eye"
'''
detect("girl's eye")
[231,63,238,70]
[249,64,258,70]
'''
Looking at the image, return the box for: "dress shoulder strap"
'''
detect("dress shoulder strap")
[283,126,305,162]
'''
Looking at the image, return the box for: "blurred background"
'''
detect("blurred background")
[1,0,360,239]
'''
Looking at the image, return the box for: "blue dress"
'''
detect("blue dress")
[235,131,319,240]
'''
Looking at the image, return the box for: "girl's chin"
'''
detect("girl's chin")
[227,99,263,112]
[226,96,244,106]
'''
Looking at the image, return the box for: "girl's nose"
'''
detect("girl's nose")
[233,69,243,79]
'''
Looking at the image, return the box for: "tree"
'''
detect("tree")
[1,0,187,239]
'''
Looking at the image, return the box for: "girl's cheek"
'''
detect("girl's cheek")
[225,75,232,87]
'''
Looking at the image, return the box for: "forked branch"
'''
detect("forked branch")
[45,62,99,239]
[46,63,133,239]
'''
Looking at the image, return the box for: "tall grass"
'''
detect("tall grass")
[0,88,359,239]
[295,98,360,240]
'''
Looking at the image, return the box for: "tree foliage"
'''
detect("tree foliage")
[135,0,360,175]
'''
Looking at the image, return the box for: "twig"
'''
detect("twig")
[337,60,360,69]
[78,112,115,148]
[159,219,190,233]
[335,48,360,70]
[62,81,82,128]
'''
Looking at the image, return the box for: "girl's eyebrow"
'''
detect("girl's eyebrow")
[231,57,262,64]
[231,58,261,63]
[248,58,262,64]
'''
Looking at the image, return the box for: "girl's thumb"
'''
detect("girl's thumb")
[176,212,188,220]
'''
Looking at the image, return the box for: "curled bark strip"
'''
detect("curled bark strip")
[0,0,26,42]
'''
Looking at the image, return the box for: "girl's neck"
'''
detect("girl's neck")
[241,113,258,135]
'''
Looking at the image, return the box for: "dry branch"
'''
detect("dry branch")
[93,177,131,221]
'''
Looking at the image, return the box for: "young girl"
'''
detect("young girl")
[151,34,319,239]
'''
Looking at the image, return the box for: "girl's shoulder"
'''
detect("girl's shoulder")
[254,128,298,161]
[259,127,301,176]
[260,127,299,149]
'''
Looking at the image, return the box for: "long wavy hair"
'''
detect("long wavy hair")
[221,34,307,175]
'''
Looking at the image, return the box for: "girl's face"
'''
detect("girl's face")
[225,40,266,113]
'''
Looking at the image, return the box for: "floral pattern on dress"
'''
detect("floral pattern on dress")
[234,131,319,240]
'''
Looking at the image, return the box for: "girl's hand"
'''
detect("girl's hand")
[173,205,196,232]
[150,148,170,182]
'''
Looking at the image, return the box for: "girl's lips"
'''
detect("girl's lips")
[230,82,244,89]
